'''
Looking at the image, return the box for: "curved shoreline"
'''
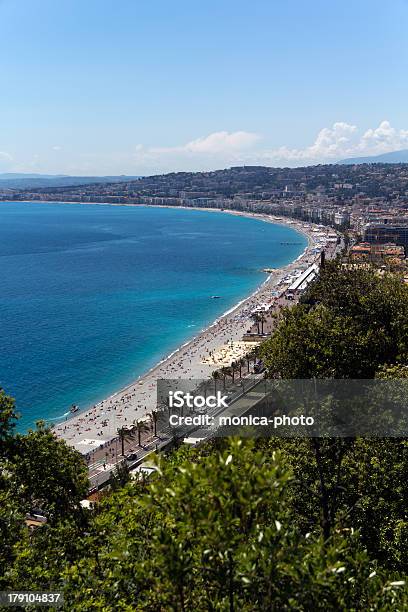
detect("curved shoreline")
[48,203,328,453]
[13,201,330,452]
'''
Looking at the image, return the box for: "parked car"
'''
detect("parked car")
[126,452,138,461]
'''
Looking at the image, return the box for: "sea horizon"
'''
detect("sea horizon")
[0,201,307,431]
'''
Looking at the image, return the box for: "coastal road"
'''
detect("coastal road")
[87,374,264,490]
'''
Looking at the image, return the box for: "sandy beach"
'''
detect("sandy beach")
[53,208,337,454]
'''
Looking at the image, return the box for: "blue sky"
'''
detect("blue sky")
[0,0,407,175]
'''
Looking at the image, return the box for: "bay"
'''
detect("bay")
[0,202,306,430]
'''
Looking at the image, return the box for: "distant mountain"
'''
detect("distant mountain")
[338,150,408,164]
[0,173,141,190]
[0,173,68,179]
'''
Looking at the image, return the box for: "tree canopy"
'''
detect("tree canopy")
[7,440,408,611]
[261,262,408,378]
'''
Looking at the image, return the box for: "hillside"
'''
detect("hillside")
[339,149,408,164]
[0,173,141,190]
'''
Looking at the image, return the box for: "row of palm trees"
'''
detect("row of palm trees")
[117,410,159,456]
[211,347,260,391]
[117,346,261,454]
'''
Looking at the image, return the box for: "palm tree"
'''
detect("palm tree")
[245,353,251,373]
[238,359,244,378]
[230,361,238,383]
[220,366,229,388]
[149,410,159,437]
[212,370,221,393]
[117,426,134,456]
[159,395,171,416]
[134,419,150,447]
[231,361,241,381]
[259,311,267,335]
[224,366,233,385]
[251,312,261,334]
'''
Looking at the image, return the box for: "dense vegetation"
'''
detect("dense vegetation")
[1,262,408,610]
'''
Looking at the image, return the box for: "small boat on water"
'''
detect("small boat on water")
[211,295,221,299]
[70,404,79,414]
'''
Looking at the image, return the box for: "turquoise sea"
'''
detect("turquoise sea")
[0,202,307,431]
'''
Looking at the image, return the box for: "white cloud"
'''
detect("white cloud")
[129,131,261,173]
[151,130,261,155]
[262,122,357,162]
[180,130,260,153]
[260,120,408,165]
[4,121,408,175]
[130,121,408,172]
[358,121,408,155]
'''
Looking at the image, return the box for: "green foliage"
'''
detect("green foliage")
[0,388,18,443]
[342,438,408,573]
[54,441,406,610]
[7,423,89,522]
[258,435,408,577]
[6,520,89,593]
[260,304,384,378]
[376,363,408,379]
[0,392,90,595]
[110,460,131,491]
[0,492,25,589]
[2,428,407,609]
[262,263,408,378]
[257,263,408,599]
[259,437,354,537]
